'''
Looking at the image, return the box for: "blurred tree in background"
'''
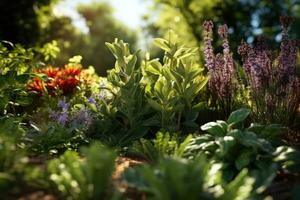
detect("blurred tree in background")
[1,0,299,74]
[0,0,137,75]
[144,0,300,60]
[43,2,137,75]
[0,0,58,46]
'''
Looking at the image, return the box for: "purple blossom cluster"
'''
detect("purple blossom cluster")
[49,97,95,129]
[49,98,69,125]
[237,16,300,124]
[203,21,236,115]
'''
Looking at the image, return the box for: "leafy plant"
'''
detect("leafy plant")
[0,116,28,191]
[187,108,280,185]
[88,39,157,146]
[47,142,116,200]
[0,42,39,115]
[26,122,88,155]
[123,156,259,200]
[142,30,208,131]
[130,131,193,162]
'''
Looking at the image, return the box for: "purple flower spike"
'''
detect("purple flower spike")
[203,21,236,116]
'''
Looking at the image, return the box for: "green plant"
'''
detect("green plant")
[47,142,116,200]
[123,156,259,200]
[0,116,28,191]
[130,131,193,162]
[26,122,88,155]
[88,39,157,147]
[187,108,280,184]
[0,42,39,115]
[142,30,208,131]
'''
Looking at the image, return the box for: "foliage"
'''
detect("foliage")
[0,42,39,115]
[123,156,259,200]
[47,142,116,200]
[88,39,156,146]
[0,0,59,46]
[187,108,281,185]
[0,116,28,191]
[142,30,208,131]
[131,131,193,162]
[42,2,138,75]
[146,0,300,58]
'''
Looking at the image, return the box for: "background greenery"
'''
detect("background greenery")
[1,0,300,75]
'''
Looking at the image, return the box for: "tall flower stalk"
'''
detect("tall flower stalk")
[203,21,236,117]
[238,16,300,125]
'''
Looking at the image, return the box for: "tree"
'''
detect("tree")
[144,0,300,58]
[0,0,58,46]
[44,2,138,75]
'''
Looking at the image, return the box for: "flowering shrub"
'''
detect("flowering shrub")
[203,21,236,117]
[238,16,300,125]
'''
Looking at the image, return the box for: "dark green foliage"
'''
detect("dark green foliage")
[0,0,58,46]
[188,108,280,185]
[26,122,88,155]
[123,156,215,200]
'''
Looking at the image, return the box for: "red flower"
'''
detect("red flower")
[58,77,80,94]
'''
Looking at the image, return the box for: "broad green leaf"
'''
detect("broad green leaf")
[235,150,252,170]
[227,108,250,125]
[201,122,226,137]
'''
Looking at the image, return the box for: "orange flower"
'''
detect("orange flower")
[39,67,61,78]
[27,77,43,96]
[64,65,81,77]
[28,65,83,96]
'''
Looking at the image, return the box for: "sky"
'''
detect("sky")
[54,0,149,33]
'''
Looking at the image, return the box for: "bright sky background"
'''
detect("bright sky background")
[54,0,149,33]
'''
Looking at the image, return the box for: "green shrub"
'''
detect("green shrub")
[187,108,280,186]
[130,131,193,162]
[123,156,258,200]
[47,142,116,200]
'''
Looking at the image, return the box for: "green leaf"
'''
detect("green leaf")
[227,108,250,125]
[153,38,170,51]
[235,150,252,170]
[221,169,255,200]
[201,122,226,137]
[218,136,235,157]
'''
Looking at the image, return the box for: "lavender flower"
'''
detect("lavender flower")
[203,21,215,72]
[88,96,97,104]
[237,16,300,125]
[49,109,68,126]
[203,21,236,116]
[58,98,69,111]
[71,108,94,128]
[57,112,68,125]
